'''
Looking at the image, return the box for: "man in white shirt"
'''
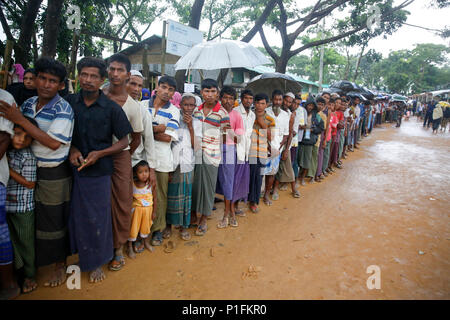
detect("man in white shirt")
[235,89,255,216]
[103,54,144,271]
[141,76,180,246]
[0,89,20,299]
[262,90,289,206]
[273,92,300,198]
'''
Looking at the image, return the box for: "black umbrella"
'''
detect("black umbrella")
[331,80,360,92]
[322,87,343,95]
[346,91,367,101]
[360,86,375,100]
[245,72,302,97]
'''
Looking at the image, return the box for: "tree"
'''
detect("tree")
[257,0,413,73]
[363,43,450,94]
[0,0,43,66]
[113,0,166,50]
[42,0,64,57]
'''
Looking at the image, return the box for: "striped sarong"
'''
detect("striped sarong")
[166,166,193,229]
[6,210,35,277]
[35,161,71,267]
[0,183,13,265]
[191,159,218,217]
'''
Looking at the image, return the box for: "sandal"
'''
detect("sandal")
[235,208,246,217]
[217,217,229,229]
[151,231,163,246]
[180,230,191,241]
[133,240,144,253]
[229,217,238,227]
[263,198,272,206]
[272,192,279,201]
[195,224,207,236]
[292,190,301,198]
[109,255,125,271]
[249,205,259,213]
[162,228,172,239]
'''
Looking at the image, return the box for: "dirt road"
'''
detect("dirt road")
[20,118,450,299]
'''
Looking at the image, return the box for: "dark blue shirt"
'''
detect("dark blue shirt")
[65,90,132,177]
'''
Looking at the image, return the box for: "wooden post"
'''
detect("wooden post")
[143,44,150,88]
[1,40,14,89]
[161,20,167,76]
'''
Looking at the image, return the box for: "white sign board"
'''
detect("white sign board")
[166,20,203,57]
[184,83,196,93]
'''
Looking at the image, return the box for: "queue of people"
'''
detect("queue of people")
[0,54,393,299]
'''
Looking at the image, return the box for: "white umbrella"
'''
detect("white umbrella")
[174,39,271,71]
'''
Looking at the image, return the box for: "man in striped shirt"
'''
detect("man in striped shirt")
[0,57,74,288]
[141,76,180,246]
[190,79,230,236]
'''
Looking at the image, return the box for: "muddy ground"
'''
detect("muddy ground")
[20,118,450,299]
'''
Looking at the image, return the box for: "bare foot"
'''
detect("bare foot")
[126,243,136,259]
[89,267,106,283]
[44,264,67,287]
[22,278,38,293]
[263,193,272,206]
[144,238,154,252]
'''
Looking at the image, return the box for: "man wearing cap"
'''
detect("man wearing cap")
[127,70,144,102]
[272,92,300,198]
[126,71,157,254]
[262,90,290,205]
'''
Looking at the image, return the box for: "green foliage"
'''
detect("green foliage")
[365,43,449,94]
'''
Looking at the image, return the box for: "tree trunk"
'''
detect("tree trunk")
[68,31,80,79]
[32,28,39,62]
[343,50,351,80]
[353,44,366,82]
[189,0,205,28]
[14,0,43,66]
[275,57,288,74]
[175,0,206,93]
[41,0,64,58]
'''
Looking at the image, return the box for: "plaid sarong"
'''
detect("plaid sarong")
[166,167,193,229]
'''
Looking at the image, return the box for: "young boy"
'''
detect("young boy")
[6,117,38,294]
[248,93,275,213]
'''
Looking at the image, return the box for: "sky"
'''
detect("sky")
[144,0,450,59]
[1,0,448,61]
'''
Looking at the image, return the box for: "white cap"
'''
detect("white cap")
[130,70,143,78]
[284,92,295,99]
